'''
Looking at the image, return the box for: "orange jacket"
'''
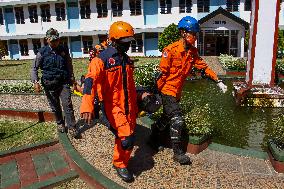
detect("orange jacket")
[157,39,218,99]
[80,47,138,128]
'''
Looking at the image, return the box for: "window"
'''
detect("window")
[226,0,240,12]
[0,9,3,25]
[55,3,66,21]
[82,36,93,54]
[15,7,25,24]
[0,41,8,57]
[112,0,123,17]
[28,5,38,23]
[129,0,141,16]
[160,0,172,14]
[179,0,192,13]
[131,34,143,53]
[80,0,91,19]
[32,39,41,55]
[19,40,29,56]
[60,37,69,48]
[98,34,108,43]
[230,30,239,57]
[97,0,108,18]
[245,0,251,11]
[197,0,209,13]
[40,4,51,22]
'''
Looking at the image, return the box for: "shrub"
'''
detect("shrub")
[0,81,35,93]
[180,94,212,136]
[158,23,180,52]
[134,61,160,90]
[218,54,246,71]
[271,115,284,148]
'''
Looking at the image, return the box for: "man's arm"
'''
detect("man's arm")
[31,52,42,93]
[194,53,227,93]
[65,48,75,84]
[157,49,171,91]
[31,52,42,83]
[80,57,104,124]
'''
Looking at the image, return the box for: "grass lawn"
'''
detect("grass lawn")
[0,119,57,151]
[0,57,160,80]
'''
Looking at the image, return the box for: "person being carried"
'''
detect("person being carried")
[31,28,78,137]
[149,16,228,165]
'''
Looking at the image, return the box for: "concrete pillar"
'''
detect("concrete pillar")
[246,0,281,86]
[233,0,284,107]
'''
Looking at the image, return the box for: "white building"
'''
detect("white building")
[0,0,283,59]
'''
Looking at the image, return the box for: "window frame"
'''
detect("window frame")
[14,7,25,24]
[40,4,51,22]
[131,34,143,53]
[55,3,66,21]
[244,0,251,11]
[226,0,240,12]
[160,0,172,14]
[28,5,38,23]
[82,36,93,54]
[80,0,91,19]
[0,8,3,25]
[197,0,209,13]
[96,0,108,18]
[32,39,41,55]
[129,0,141,16]
[179,0,192,13]
[19,39,29,56]
[112,0,123,17]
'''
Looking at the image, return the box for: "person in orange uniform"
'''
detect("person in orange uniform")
[149,16,228,165]
[80,21,137,182]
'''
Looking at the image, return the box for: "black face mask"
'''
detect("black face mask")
[116,42,131,53]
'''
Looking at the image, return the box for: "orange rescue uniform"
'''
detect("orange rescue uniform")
[157,39,218,99]
[80,47,138,168]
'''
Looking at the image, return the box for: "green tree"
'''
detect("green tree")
[158,23,180,52]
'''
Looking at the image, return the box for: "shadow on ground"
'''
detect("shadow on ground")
[128,124,157,177]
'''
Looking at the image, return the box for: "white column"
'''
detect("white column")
[240,30,245,57]
[192,0,198,18]
[246,0,281,86]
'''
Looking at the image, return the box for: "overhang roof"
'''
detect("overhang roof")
[199,7,250,30]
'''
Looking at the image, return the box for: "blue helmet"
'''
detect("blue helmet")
[177,16,200,33]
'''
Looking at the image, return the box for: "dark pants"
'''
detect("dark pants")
[152,94,184,149]
[44,84,76,128]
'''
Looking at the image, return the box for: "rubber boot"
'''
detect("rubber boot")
[172,142,191,165]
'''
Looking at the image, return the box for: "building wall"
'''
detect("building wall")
[0,0,284,59]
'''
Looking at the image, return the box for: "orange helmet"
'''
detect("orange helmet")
[108,21,135,42]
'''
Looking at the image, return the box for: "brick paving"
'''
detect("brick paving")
[0,143,75,189]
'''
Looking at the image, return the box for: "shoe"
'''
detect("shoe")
[57,124,67,133]
[113,166,134,182]
[173,153,191,165]
[68,127,81,139]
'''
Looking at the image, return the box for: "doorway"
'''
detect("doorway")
[216,36,229,56]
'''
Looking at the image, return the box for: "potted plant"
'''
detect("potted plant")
[181,102,212,154]
[268,115,284,173]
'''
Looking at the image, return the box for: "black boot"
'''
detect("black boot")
[113,166,134,182]
[172,142,191,165]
